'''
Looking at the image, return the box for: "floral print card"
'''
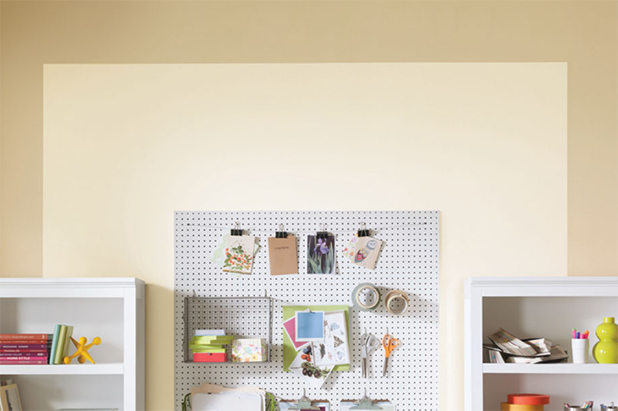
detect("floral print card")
[211,235,258,274]
[341,234,359,261]
[307,235,336,274]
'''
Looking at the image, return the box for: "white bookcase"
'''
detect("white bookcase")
[0,278,145,411]
[465,277,618,411]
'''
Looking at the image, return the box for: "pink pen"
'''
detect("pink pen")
[572,329,577,339]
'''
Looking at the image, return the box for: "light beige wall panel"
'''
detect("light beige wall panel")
[44,62,567,410]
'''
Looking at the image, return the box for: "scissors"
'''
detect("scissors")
[360,329,380,378]
[382,332,399,377]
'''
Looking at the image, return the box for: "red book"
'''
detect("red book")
[0,340,49,345]
[0,344,48,350]
[0,359,48,364]
[193,352,227,363]
[0,352,47,357]
[0,349,49,353]
[0,334,50,341]
[0,356,48,361]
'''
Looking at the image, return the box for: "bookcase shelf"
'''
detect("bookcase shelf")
[0,362,124,375]
[0,278,145,411]
[465,276,618,411]
[483,363,618,375]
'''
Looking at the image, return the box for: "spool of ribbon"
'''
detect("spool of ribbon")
[351,283,381,311]
[384,290,410,315]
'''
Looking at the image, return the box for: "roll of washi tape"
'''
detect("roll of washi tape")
[384,290,410,315]
[351,283,381,311]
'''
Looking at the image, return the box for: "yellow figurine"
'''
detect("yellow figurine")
[63,336,101,364]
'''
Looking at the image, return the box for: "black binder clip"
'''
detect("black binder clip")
[230,221,243,236]
[276,223,288,238]
[316,224,329,239]
[358,222,370,237]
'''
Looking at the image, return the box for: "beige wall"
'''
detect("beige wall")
[43,62,568,410]
[1,1,617,279]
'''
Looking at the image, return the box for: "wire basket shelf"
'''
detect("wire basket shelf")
[183,296,273,363]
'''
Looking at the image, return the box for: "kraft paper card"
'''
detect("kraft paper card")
[267,236,298,275]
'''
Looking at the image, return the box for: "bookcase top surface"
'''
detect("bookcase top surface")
[466,276,618,286]
[0,277,145,287]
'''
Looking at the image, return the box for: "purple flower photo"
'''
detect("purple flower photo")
[307,235,336,274]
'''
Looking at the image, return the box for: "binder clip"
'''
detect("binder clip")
[276,223,288,238]
[357,222,370,237]
[316,224,329,239]
[287,389,321,410]
[230,221,243,236]
[349,389,384,410]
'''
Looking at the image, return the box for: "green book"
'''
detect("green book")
[191,335,233,344]
[62,325,74,359]
[54,325,67,364]
[189,342,230,350]
[49,324,61,365]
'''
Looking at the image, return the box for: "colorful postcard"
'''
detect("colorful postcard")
[341,234,359,261]
[287,349,333,389]
[352,237,383,270]
[312,310,350,367]
[296,311,325,342]
[282,316,309,351]
[307,235,336,274]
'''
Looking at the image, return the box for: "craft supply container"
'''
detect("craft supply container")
[572,338,590,364]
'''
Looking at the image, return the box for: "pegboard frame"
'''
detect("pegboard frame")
[174,210,439,411]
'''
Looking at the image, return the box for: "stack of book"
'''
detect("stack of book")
[0,333,52,364]
[485,328,568,364]
[49,324,74,365]
[189,330,234,363]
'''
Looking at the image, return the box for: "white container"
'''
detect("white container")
[572,338,590,364]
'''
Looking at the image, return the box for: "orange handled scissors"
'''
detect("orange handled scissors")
[382,333,399,377]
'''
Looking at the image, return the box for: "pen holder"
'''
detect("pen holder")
[565,407,594,411]
[572,338,589,364]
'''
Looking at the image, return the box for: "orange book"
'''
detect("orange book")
[0,334,50,341]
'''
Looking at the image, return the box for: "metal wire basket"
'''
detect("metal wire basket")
[183,296,272,363]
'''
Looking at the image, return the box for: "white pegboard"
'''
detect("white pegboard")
[174,211,439,411]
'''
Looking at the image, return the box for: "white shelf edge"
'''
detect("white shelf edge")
[0,362,124,375]
[483,363,618,375]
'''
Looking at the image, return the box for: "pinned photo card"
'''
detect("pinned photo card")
[307,235,336,274]
[287,348,333,389]
[296,311,325,342]
[352,237,383,270]
[312,310,350,367]
[267,235,298,275]
[282,305,350,372]
[282,316,309,351]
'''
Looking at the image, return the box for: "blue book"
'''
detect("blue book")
[49,324,61,365]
